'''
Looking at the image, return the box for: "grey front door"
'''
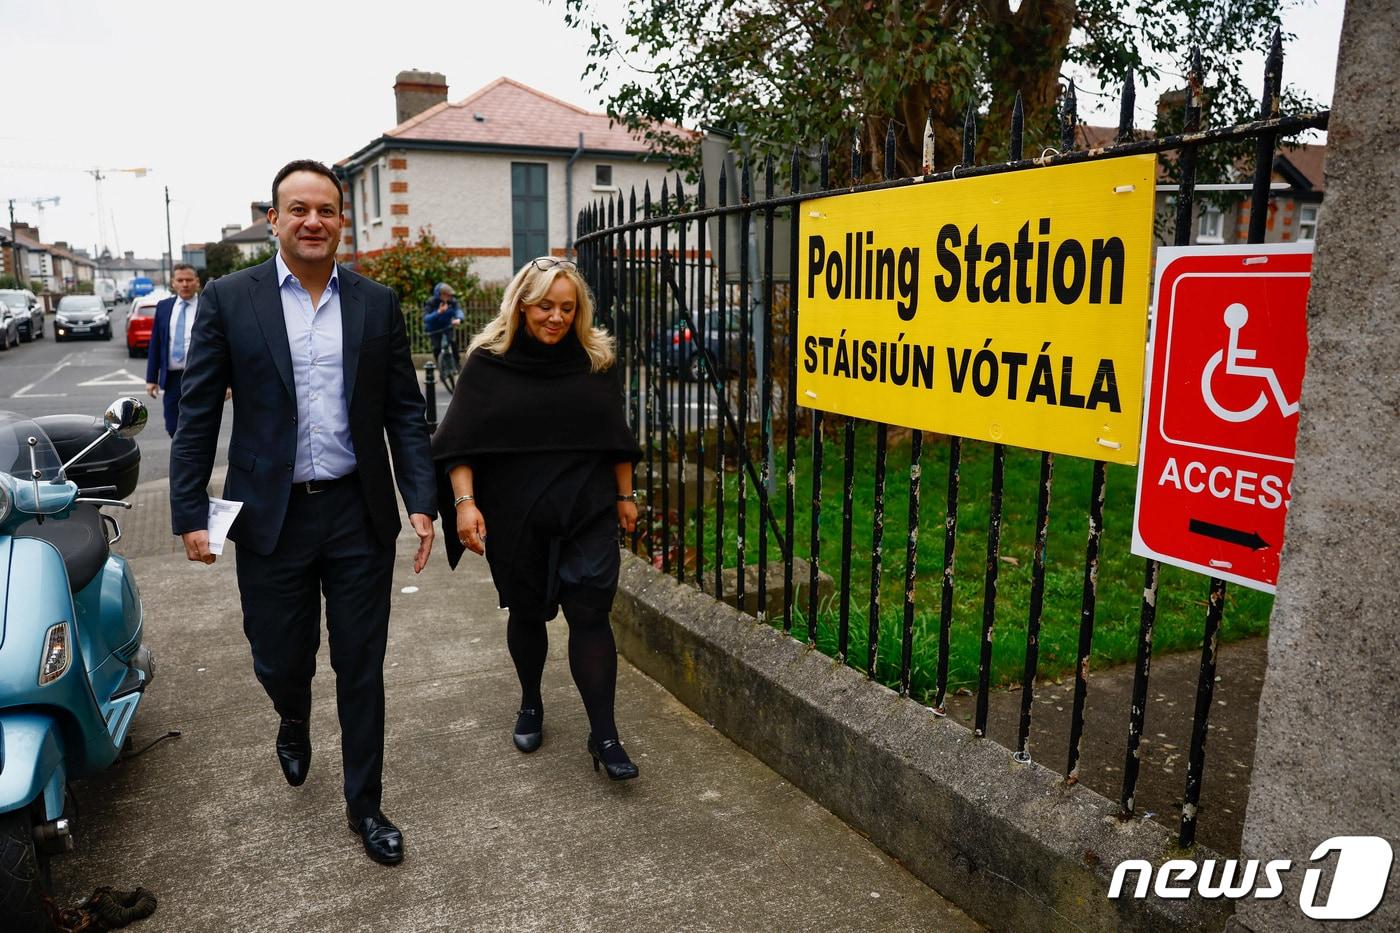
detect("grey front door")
[511,162,548,272]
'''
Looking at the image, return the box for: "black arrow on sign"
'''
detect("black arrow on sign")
[1188,518,1270,551]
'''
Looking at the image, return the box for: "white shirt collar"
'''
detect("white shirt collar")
[275,251,339,291]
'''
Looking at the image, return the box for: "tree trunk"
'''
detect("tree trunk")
[847,0,1077,181]
[984,0,1077,158]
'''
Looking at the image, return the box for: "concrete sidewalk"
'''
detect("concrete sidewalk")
[49,475,977,932]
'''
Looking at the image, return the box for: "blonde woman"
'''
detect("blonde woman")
[432,258,642,780]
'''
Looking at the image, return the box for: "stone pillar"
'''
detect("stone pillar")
[1232,2,1400,929]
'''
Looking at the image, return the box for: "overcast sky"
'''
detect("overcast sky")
[0,0,1343,261]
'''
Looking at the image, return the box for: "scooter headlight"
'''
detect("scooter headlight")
[0,481,10,524]
[39,622,71,686]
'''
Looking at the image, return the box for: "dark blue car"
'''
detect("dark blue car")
[650,308,745,381]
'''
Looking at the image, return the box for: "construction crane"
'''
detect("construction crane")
[87,167,149,258]
[30,196,60,227]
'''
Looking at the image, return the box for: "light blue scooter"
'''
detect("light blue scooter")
[0,398,154,929]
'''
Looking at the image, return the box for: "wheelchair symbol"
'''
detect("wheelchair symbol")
[1200,303,1300,423]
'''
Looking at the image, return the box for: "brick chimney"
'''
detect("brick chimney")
[394,70,448,125]
[1156,85,1211,130]
[12,222,39,241]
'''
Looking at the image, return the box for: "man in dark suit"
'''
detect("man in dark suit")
[169,159,436,865]
[145,264,202,437]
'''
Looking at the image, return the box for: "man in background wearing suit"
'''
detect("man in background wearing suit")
[169,159,436,865]
[145,263,202,437]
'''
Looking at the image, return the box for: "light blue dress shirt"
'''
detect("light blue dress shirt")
[167,296,196,370]
[276,252,357,482]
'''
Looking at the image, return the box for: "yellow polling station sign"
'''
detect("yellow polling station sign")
[796,156,1156,465]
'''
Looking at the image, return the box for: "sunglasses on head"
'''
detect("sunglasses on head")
[528,257,578,272]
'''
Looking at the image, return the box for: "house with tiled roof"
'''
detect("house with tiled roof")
[181,242,207,269]
[1,226,34,283]
[1080,124,1326,246]
[337,72,677,282]
[214,201,276,262]
[2,223,52,290]
[1164,140,1325,246]
[97,250,167,290]
[46,240,96,290]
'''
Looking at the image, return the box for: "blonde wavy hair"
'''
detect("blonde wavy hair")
[467,260,615,372]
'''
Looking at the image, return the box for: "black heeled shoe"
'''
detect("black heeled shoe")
[513,707,543,753]
[587,734,639,781]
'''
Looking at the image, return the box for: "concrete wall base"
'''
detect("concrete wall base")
[613,552,1234,932]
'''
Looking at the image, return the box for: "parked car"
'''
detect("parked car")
[0,289,43,342]
[124,292,170,358]
[128,277,155,299]
[54,295,113,341]
[650,308,746,381]
[0,303,18,351]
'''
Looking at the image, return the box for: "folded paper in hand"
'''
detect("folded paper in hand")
[206,498,243,555]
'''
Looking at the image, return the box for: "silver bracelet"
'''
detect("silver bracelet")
[454,494,475,507]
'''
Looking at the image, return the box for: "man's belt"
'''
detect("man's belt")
[293,472,358,495]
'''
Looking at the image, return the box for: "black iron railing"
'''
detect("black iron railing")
[567,33,1324,850]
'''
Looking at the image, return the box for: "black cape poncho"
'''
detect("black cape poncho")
[431,326,641,618]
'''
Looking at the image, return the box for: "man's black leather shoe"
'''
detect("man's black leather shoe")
[348,811,404,865]
[275,718,311,787]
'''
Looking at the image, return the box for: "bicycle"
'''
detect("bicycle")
[426,325,461,392]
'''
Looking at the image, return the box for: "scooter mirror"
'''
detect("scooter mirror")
[104,397,148,439]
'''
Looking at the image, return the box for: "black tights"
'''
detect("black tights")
[506,602,618,741]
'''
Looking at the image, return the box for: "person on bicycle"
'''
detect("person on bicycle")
[423,282,464,366]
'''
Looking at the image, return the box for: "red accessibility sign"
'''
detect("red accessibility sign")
[1132,244,1313,593]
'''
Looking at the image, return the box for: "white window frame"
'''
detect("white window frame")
[593,163,616,191]
[370,164,383,223]
[1298,203,1319,241]
[1197,204,1225,244]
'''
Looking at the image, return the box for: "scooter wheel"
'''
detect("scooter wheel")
[0,809,49,932]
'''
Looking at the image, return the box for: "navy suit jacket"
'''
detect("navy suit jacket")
[168,257,435,556]
[144,296,182,389]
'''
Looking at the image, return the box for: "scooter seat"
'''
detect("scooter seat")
[14,504,110,593]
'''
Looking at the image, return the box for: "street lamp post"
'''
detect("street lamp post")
[164,186,174,285]
[6,199,23,286]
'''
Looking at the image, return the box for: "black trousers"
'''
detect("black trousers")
[233,477,395,819]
